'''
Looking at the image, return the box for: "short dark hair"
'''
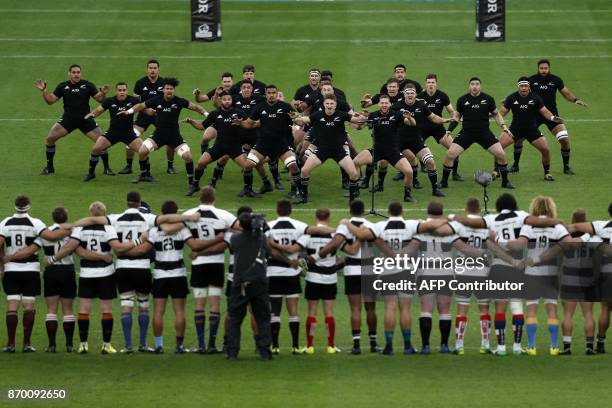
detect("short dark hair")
[276,200,292,217]
[238,212,253,230]
[349,200,365,217]
[218,91,231,98]
[465,197,480,214]
[320,79,332,86]
[495,193,518,212]
[403,82,417,91]
[426,73,437,81]
[469,77,481,83]
[315,208,330,221]
[237,206,252,217]
[14,195,30,211]
[571,208,587,224]
[126,191,141,208]
[52,206,68,224]
[388,202,402,217]
[240,81,253,88]
[386,78,400,85]
[69,64,81,72]
[394,64,406,71]
[221,72,233,78]
[427,201,444,216]
[242,64,255,73]
[321,70,333,78]
[161,200,178,215]
[378,94,390,102]
[323,95,337,102]
[265,84,277,91]
[147,59,159,67]
[199,186,215,204]
[163,77,179,88]
[537,59,550,67]
[115,82,128,88]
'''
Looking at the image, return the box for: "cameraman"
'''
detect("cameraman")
[227,212,298,360]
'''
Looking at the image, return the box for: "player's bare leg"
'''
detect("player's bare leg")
[440,143,463,189]
[338,155,360,202]
[382,295,398,355]
[488,142,514,189]
[399,296,415,354]
[364,300,379,351]
[175,143,194,189]
[120,125,144,174]
[85,127,114,176]
[41,123,69,175]
[531,136,553,180]
[395,158,415,202]
[133,138,157,183]
[394,148,420,189]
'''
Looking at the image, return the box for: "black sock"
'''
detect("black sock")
[377,167,387,187]
[167,159,174,169]
[586,336,594,349]
[513,145,523,165]
[349,180,359,201]
[563,340,571,350]
[63,318,75,347]
[289,318,300,348]
[368,331,377,347]
[412,165,418,184]
[403,185,412,198]
[439,318,451,346]
[186,162,194,185]
[442,165,452,183]
[363,164,374,186]
[561,148,571,168]
[419,316,432,347]
[100,150,110,170]
[301,177,309,200]
[88,154,100,175]
[101,313,113,343]
[78,313,89,343]
[269,160,281,183]
[291,172,302,194]
[46,317,58,347]
[427,169,438,191]
[271,321,281,348]
[139,159,148,175]
[243,169,253,189]
[340,168,348,186]
[352,330,361,349]
[46,145,56,168]
[543,163,550,174]
[126,158,133,169]
[497,162,509,183]
[452,157,459,174]
[261,174,271,185]
[211,163,225,183]
[194,168,204,187]
[201,143,209,155]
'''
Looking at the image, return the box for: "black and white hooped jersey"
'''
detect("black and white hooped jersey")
[519,221,569,276]
[373,217,420,274]
[0,214,46,273]
[414,221,459,277]
[335,217,377,276]
[562,234,601,288]
[266,217,308,277]
[41,223,73,267]
[484,210,529,266]
[184,205,236,265]
[147,226,192,279]
[593,219,612,274]
[71,225,118,278]
[450,216,489,277]
[107,209,157,270]
[298,230,337,284]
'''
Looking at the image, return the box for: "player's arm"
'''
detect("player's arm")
[452,239,485,258]
[71,216,108,227]
[191,241,228,258]
[427,112,450,125]
[124,240,154,257]
[74,246,113,263]
[118,101,147,116]
[492,109,512,136]
[342,240,362,255]
[349,112,368,125]
[560,87,588,107]
[39,227,72,241]
[268,246,299,268]
[338,220,376,241]
[193,88,210,103]
[35,80,59,105]
[2,243,40,264]
[450,215,486,229]
[183,117,206,130]
[432,223,454,237]
[567,222,594,235]
[93,85,110,103]
[485,240,523,267]
[538,106,564,124]
[397,239,421,257]
[188,102,208,116]
[504,235,528,251]
[233,117,256,128]
[402,111,416,126]
[524,216,565,228]
[360,94,373,109]
[109,236,145,255]
[185,234,225,252]
[290,112,310,126]
[498,106,509,118]
[158,213,200,225]
[318,235,345,257]
[46,238,80,265]
[84,105,106,120]
[527,235,575,267]
[446,109,461,136]
[416,219,448,234]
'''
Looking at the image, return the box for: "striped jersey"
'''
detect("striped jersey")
[298,228,337,284]
[40,223,73,267]
[414,219,459,277]
[484,210,529,266]
[592,220,612,274]
[107,208,157,269]
[450,216,489,277]
[147,226,192,279]
[335,217,376,276]
[373,217,420,275]
[71,225,118,278]
[0,213,46,272]
[519,221,569,276]
[562,234,601,288]
[266,216,308,277]
[184,205,236,265]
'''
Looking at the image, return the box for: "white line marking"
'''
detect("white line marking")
[447,55,612,59]
[2,119,610,122]
[0,55,242,59]
[1,8,611,14]
[2,38,612,44]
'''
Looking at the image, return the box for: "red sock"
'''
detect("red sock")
[325,316,336,347]
[6,311,18,347]
[306,316,317,347]
[480,313,491,343]
[455,316,467,341]
[23,310,35,346]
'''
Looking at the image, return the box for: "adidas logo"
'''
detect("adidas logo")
[513,101,519,105]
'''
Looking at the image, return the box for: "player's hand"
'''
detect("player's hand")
[187,213,201,222]
[277,91,285,101]
[44,256,52,267]
[183,117,193,124]
[288,111,299,119]
[215,86,223,95]
[524,258,535,267]
[102,254,113,263]
[339,218,350,225]
[575,99,588,107]
[34,79,47,91]
[231,117,243,126]
[489,230,497,242]
[100,85,110,94]
[145,108,156,117]
[193,88,201,96]
[84,112,95,120]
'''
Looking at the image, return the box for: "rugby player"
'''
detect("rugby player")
[82,82,142,182]
[119,78,207,186]
[440,77,514,189]
[121,59,175,175]
[361,78,404,109]
[230,64,266,96]
[292,68,322,109]
[497,77,563,181]
[35,64,113,176]
[353,95,417,202]
[511,59,588,174]
[290,95,367,204]
[379,64,422,95]
[183,187,238,354]
[193,72,234,105]
[0,196,72,353]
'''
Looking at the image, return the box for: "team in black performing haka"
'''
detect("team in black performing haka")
[34,59,588,203]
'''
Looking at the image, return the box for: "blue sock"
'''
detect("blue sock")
[194,309,205,348]
[401,329,412,348]
[121,312,132,349]
[384,330,393,346]
[548,319,559,349]
[138,312,149,347]
[526,318,538,349]
[154,335,163,348]
[208,312,220,348]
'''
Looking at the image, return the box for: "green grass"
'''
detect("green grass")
[0,0,612,406]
